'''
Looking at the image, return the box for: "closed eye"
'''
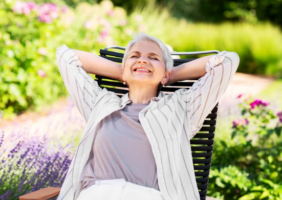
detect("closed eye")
[151,57,158,60]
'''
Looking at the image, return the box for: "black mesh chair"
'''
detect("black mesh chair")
[19,46,219,200]
[98,46,219,200]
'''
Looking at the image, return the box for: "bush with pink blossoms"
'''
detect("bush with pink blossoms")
[0,0,141,119]
[231,96,282,144]
[0,0,69,119]
[11,1,64,23]
[210,95,282,199]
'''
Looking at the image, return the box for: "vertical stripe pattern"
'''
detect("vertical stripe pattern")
[56,44,240,200]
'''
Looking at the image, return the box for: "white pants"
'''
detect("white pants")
[77,179,164,200]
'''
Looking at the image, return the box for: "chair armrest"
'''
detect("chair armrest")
[19,187,60,200]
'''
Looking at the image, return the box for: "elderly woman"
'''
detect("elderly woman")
[55,32,239,200]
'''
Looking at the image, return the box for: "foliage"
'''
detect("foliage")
[42,0,282,26]
[152,0,282,26]
[208,166,252,199]
[208,95,282,199]
[0,0,68,118]
[0,100,83,200]
[0,0,140,118]
[129,2,282,77]
[1,0,282,117]
[0,133,74,200]
[239,179,282,200]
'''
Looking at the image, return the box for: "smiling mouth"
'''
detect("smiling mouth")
[133,68,151,73]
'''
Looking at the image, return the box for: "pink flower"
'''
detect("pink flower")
[26,2,37,11]
[37,70,46,77]
[262,101,269,106]
[232,118,249,128]
[61,5,68,13]
[37,3,58,23]
[250,99,269,110]
[12,2,24,14]
[48,3,58,12]
[100,30,108,38]
[38,13,52,23]
[237,94,243,98]
[277,111,282,123]
[22,4,31,15]
[50,12,58,19]
[12,1,34,15]
[107,10,114,17]
[120,19,127,26]
[84,21,91,29]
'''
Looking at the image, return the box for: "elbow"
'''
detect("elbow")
[224,51,240,70]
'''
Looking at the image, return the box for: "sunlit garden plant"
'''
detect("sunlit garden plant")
[208,94,282,200]
[231,94,282,146]
[0,100,84,200]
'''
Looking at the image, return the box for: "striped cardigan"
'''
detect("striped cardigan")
[55,44,239,200]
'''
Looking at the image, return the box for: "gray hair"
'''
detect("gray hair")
[122,32,173,72]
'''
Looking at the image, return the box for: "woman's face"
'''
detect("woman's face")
[122,40,170,89]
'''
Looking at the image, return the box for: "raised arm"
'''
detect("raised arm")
[56,44,124,122]
[167,55,213,85]
[177,51,239,139]
[71,49,123,81]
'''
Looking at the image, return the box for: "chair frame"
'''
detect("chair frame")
[19,46,220,200]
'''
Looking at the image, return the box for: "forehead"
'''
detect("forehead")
[129,40,163,56]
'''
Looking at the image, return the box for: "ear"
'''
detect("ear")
[162,70,172,85]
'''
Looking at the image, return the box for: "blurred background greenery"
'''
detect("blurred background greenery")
[1,0,282,199]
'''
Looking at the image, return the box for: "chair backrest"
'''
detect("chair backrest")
[97,46,219,200]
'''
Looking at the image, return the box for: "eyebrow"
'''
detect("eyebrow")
[130,51,161,58]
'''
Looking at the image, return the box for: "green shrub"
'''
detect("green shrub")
[2,0,282,117]
[0,0,68,118]
[0,0,140,118]
[134,4,282,78]
[208,95,282,199]
[208,166,252,200]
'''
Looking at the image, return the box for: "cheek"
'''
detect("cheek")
[124,59,134,69]
[154,62,166,72]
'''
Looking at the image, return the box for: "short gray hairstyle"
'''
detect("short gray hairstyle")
[122,32,173,72]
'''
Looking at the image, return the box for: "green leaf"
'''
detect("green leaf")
[216,178,225,188]
[259,190,269,199]
[8,83,21,98]
[239,192,260,200]
[231,130,237,139]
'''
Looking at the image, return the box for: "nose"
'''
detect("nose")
[137,56,148,65]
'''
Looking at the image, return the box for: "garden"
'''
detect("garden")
[0,0,282,199]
